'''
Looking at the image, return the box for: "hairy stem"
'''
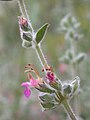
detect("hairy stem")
[18,0,34,34]
[55,91,78,120]
[18,0,27,17]
[34,45,48,69]
[63,100,78,120]
[70,40,80,118]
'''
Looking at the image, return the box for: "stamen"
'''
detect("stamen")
[24,69,31,73]
[25,64,41,81]
[27,73,32,79]
[25,66,27,68]
[28,64,31,66]
[42,64,53,72]
[42,68,44,72]
[31,68,33,70]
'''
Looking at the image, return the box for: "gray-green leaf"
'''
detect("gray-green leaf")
[39,93,54,102]
[66,49,74,60]
[49,81,61,90]
[36,83,53,93]
[74,53,86,64]
[23,32,32,42]
[63,84,72,95]
[22,40,32,48]
[71,76,80,93]
[41,102,54,109]
[36,23,49,44]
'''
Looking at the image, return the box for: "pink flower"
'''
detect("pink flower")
[21,82,31,98]
[21,82,30,87]
[21,74,39,98]
[28,74,39,87]
[30,78,39,87]
[46,71,55,82]
[20,17,28,26]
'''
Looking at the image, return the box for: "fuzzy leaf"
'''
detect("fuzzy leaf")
[23,33,32,42]
[49,81,61,90]
[36,83,53,93]
[74,53,86,64]
[63,84,72,95]
[39,93,54,102]
[41,102,54,110]
[66,50,74,60]
[22,40,32,48]
[72,76,80,93]
[36,23,49,44]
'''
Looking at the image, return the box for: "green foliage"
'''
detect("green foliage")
[63,84,72,96]
[23,32,32,42]
[66,50,74,60]
[41,102,55,110]
[71,76,80,93]
[49,81,62,90]
[39,93,54,102]
[36,23,49,44]
[22,40,32,48]
[74,53,86,64]
[60,50,86,65]
[39,93,60,111]
[36,83,54,93]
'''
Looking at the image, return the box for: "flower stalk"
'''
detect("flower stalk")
[18,0,27,18]
[63,100,77,120]
[70,40,80,118]
[35,45,48,69]
[18,0,34,34]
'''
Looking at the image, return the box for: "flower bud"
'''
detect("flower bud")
[47,72,55,82]
[18,16,30,31]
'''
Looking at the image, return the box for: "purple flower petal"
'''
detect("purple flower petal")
[21,82,30,87]
[30,79,39,87]
[24,87,31,98]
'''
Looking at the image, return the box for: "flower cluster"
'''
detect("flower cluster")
[20,63,80,112]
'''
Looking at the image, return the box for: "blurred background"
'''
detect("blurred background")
[0,0,90,120]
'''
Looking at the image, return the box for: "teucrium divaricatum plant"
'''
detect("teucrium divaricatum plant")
[0,0,82,120]
[59,14,86,119]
